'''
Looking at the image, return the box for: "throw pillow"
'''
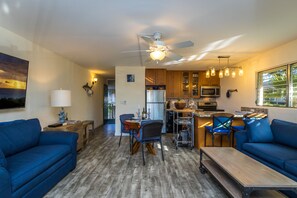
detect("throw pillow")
[0,149,7,168]
[244,118,273,143]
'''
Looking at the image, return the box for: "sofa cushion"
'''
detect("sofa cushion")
[0,118,41,157]
[0,149,7,168]
[285,160,297,177]
[242,143,297,169]
[6,145,71,191]
[244,118,273,143]
[271,119,297,149]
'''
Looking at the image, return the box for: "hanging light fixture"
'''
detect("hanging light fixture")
[224,68,230,76]
[239,67,244,76]
[206,56,243,79]
[231,69,236,78]
[210,67,216,76]
[206,70,210,78]
[150,50,166,61]
[219,69,224,78]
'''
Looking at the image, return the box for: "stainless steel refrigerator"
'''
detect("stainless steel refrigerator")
[146,86,166,133]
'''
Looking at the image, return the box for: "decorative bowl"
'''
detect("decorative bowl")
[175,101,186,109]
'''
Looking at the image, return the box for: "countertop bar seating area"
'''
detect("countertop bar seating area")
[2,1,297,198]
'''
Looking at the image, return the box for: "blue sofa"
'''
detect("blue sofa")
[236,119,297,197]
[0,118,78,198]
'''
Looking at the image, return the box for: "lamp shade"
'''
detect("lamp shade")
[51,90,71,107]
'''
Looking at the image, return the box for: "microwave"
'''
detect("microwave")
[200,86,221,97]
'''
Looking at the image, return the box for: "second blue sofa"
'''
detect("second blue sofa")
[236,118,297,197]
[0,118,78,198]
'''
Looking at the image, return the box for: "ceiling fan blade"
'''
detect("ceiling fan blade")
[121,50,149,53]
[140,35,154,44]
[166,51,183,61]
[145,58,153,63]
[168,41,194,50]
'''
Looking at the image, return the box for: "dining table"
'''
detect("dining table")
[124,119,156,155]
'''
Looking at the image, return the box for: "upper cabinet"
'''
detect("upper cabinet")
[166,71,182,98]
[181,71,200,98]
[145,69,167,85]
[160,69,220,99]
[199,71,220,86]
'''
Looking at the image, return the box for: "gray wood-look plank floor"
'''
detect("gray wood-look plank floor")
[45,124,227,198]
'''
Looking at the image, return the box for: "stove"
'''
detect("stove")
[198,101,218,111]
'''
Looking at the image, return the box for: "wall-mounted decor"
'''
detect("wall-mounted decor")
[82,77,98,96]
[226,89,238,98]
[127,74,135,82]
[0,53,29,109]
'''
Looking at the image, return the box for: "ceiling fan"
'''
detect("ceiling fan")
[122,32,194,62]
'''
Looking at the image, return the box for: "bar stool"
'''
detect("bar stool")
[205,113,234,147]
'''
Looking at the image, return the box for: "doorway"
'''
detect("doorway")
[104,80,115,124]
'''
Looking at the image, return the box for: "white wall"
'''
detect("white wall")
[217,38,297,123]
[115,66,145,135]
[0,26,104,127]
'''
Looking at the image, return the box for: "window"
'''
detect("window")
[257,66,287,107]
[290,63,297,107]
[257,62,297,108]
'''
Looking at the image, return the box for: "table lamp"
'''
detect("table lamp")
[51,89,71,123]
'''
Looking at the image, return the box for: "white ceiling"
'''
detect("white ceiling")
[1,0,297,77]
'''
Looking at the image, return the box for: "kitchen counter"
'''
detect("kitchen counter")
[193,112,245,149]
[193,111,244,118]
[166,108,196,113]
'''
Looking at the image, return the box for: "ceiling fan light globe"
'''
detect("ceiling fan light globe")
[150,50,166,61]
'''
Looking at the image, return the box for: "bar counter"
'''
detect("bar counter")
[193,112,244,149]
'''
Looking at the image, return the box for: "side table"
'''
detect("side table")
[43,122,84,151]
[82,120,95,144]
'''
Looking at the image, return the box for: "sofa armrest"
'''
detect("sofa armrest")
[235,130,248,151]
[0,166,12,198]
[39,132,78,153]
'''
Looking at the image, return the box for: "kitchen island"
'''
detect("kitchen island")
[193,112,245,149]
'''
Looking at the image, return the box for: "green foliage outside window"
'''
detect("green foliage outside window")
[257,63,297,108]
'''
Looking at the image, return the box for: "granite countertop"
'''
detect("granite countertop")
[166,108,196,113]
[193,111,244,118]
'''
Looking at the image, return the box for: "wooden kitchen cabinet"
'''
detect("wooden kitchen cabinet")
[199,71,220,86]
[145,69,166,85]
[180,71,200,98]
[181,72,190,98]
[166,71,182,98]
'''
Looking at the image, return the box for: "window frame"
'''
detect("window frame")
[256,62,297,108]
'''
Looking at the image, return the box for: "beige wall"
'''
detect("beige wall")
[115,66,145,135]
[0,26,104,127]
[217,39,297,123]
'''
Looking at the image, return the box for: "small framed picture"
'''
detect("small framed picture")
[127,74,135,82]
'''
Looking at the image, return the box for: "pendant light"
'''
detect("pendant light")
[231,69,236,78]
[210,68,216,76]
[219,69,224,78]
[206,70,210,78]
[224,68,230,76]
[239,67,244,76]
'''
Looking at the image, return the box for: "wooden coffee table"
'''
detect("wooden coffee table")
[199,147,297,197]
